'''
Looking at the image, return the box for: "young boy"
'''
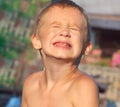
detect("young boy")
[21,0,99,107]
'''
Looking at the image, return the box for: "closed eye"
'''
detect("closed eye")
[70,27,80,31]
[51,22,61,28]
[52,25,60,28]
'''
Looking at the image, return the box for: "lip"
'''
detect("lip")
[53,41,71,49]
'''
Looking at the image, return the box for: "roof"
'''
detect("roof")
[73,0,120,30]
[88,14,120,30]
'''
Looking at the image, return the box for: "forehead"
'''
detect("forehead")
[40,6,83,23]
[48,6,81,14]
[43,6,81,17]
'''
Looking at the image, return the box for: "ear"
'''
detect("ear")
[84,42,92,55]
[31,35,41,49]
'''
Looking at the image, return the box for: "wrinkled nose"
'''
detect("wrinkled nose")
[59,29,71,37]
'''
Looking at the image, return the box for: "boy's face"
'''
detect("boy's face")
[33,6,90,61]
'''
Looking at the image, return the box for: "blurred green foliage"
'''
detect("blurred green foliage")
[0,76,15,89]
[0,0,20,12]
[0,0,50,60]
[0,0,50,18]
[0,29,31,59]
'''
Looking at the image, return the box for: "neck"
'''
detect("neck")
[42,55,78,90]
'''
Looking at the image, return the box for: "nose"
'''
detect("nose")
[59,29,71,37]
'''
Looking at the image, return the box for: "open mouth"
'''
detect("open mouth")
[53,41,71,49]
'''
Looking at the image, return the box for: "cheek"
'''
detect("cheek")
[39,33,54,48]
[73,34,83,45]
[73,36,84,52]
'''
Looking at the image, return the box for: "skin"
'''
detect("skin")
[21,6,99,107]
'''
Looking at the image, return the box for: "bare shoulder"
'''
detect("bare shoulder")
[22,71,44,94]
[21,71,44,107]
[24,71,43,84]
[75,72,98,90]
[71,71,99,107]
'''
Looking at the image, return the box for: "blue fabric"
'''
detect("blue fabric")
[5,96,21,107]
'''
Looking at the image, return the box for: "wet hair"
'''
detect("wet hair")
[33,0,90,46]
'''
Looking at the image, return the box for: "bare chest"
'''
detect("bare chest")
[26,89,73,107]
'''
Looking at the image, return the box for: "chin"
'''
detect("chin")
[53,54,77,61]
[43,50,79,60]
